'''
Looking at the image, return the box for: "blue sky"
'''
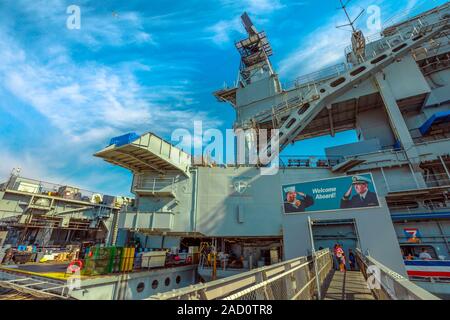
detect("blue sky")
[0,0,446,195]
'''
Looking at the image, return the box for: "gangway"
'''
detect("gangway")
[148,249,439,300]
[323,270,375,300]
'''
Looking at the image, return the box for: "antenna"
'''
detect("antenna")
[235,12,273,75]
[11,167,21,177]
[241,12,258,36]
[335,0,367,63]
[336,0,365,32]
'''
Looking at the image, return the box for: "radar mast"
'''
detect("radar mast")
[235,12,274,86]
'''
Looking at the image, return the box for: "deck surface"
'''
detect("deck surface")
[323,270,375,300]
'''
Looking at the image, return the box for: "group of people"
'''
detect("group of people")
[402,247,434,261]
[333,244,356,272]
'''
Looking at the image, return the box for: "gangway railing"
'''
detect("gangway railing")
[148,249,333,300]
[355,249,440,300]
[0,268,74,299]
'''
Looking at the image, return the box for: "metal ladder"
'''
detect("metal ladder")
[262,18,449,160]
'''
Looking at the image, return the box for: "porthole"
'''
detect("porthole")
[298,103,310,115]
[151,280,158,290]
[350,66,366,77]
[176,275,181,284]
[371,54,387,64]
[392,43,407,53]
[286,118,296,129]
[137,282,145,293]
[330,77,346,87]
[320,88,326,93]
[165,277,171,286]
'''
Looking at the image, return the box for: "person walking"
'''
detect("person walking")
[348,249,356,271]
[339,250,346,272]
[333,244,339,270]
[335,244,345,272]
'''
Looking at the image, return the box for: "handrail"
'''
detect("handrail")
[288,63,349,89]
[133,176,176,193]
[355,249,440,300]
[148,249,333,300]
[2,175,110,200]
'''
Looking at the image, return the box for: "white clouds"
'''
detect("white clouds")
[76,11,159,48]
[207,17,243,45]
[220,0,284,14]
[0,11,223,193]
[277,0,440,80]
[0,148,65,186]
[243,0,285,14]
[278,17,351,78]
[4,1,157,49]
[0,30,221,145]
[277,0,385,79]
[207,0,285,46]
[0,146,133,196]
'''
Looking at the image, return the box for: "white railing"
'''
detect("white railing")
[356,249,440,300]
[386,172,450,193]
[289,63,349,89]
[346,15,448,65]
[133,177,175,194]
[148,249,333,300]
[3,175,113,205]
[389,199,450,214]
[423,173,450,188]
[383,0,449,30]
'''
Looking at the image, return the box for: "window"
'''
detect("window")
[165,277,171,286]
[176,275,181,284]
[151,280,158,289]
[401,245,438,260]
[137,282,145,293]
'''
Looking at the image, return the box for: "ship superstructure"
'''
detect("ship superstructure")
[0,2,449,300]
[0,169,126,248]
[93,2,450,297]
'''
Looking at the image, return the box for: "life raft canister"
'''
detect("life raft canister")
[67,260,83,273]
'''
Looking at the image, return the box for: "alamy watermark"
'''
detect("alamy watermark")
[366,265,381,290]
[66,5,81,30]
[171,121,280,175]
[366,5,382,33]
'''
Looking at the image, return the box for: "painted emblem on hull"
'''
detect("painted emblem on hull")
[230,178,252,195]
[234,181,249,194]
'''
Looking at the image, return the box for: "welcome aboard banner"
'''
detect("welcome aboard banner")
[281,173,380,214]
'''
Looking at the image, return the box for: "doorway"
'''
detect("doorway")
[309,218,360,270]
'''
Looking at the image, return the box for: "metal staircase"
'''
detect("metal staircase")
[261,18,449,161]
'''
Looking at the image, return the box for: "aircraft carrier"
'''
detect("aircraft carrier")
[0,2,449,300]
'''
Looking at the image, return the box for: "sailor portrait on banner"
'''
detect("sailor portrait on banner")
[283,186,314,213]
[340,175,379,209]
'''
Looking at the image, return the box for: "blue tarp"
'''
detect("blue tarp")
[109,132,140,147]
[419,110,450,135]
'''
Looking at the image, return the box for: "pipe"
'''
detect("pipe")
[192,168,199,232]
